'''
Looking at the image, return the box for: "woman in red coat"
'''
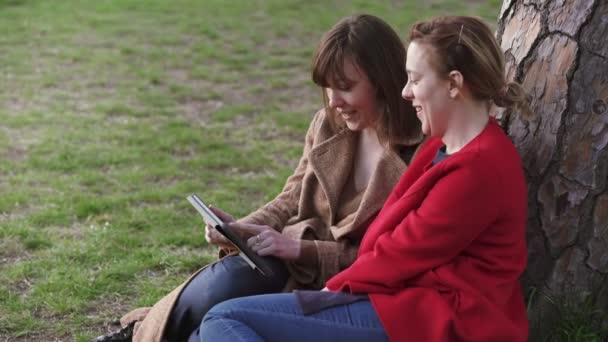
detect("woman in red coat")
[199,15,532,342]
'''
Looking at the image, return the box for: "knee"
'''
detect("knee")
[202,298,240,324]
[171,290,200,317]
[199,299,239,339]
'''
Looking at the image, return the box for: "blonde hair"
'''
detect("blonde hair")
[408,16,531,118]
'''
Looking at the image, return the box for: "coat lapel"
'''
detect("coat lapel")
[345,150,407,238]
[308,127,356,225]
[309,118,419,240]
[311,136,410,241]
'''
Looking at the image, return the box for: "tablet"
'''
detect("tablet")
[187,194,274,277]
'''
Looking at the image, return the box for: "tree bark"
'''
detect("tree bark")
[496,0,608,338]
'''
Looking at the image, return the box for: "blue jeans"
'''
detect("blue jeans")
[200,293,389,342]
[164,255,290,342]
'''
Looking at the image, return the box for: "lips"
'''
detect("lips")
[339,110,356,120]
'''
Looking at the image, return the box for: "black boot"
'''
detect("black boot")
[90,320,135,342]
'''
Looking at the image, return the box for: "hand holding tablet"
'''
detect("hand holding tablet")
[187,194,275,277]
[201,207,234,248]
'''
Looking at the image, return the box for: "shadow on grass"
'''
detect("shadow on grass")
[0,0,28,8]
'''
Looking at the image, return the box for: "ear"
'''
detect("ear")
[447,70,464,99]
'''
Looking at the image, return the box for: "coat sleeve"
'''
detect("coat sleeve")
[313,236,360,284]
[317,211,365,278]
[218,110,324,258]
[237,110,323,231]
[288,211,366,288]
[326,160,501,293]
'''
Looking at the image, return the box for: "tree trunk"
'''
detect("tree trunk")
[496,0,608,338]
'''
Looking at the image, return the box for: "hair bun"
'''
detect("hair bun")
[494,82,531,118]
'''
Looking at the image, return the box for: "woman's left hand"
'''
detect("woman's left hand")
[229,222,301,261]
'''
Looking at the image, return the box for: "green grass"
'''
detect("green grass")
[0,0,532,340]
[527,287,608,342]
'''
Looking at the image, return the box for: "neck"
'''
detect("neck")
[442,99,490,155]
[360,126,382,148]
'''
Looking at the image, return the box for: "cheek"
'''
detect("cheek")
[427,94,453,130]
[415,83,433,103]
[340,92,357,108]
[418,85,444,112]
[352,88,379,113]
[430,91,452,114]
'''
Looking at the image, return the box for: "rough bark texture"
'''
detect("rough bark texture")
[496,0,608,338]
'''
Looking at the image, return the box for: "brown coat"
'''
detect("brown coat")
[121,109,422,342]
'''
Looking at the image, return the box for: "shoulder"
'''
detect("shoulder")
[442,120,526,196]
[305,108,326,135]
[461,120,522,172]
[306,108,347,142]
[310,108,327,127]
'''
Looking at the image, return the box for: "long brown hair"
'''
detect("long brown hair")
[408,16,530,118]
[311,14,421,148]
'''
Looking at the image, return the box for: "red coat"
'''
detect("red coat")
[326,119,528,341]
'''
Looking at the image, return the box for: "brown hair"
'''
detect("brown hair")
[311,14,421,148]
[408,16,531,118]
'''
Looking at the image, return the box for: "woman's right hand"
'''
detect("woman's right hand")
[204,206,235,249]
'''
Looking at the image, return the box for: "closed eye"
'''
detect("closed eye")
[336,81,354,91]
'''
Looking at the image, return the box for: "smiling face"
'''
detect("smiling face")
[402,41,454,137]
[325,59,381,131]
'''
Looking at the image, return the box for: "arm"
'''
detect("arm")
[232,211,365,286]
[218,110,324,257]
[238,110,324,231]
[327,161,500,293]
[312,237,360,284]
[293,212,366,285]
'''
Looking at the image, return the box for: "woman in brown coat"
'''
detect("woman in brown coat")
[93,13,422,342]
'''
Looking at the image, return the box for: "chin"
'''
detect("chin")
[419,122,429,135]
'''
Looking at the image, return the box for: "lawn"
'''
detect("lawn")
[0,0,502,340]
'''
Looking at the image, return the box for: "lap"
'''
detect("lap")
[165,255,289,341]
[178,255,289,311]
[204,293,389,342]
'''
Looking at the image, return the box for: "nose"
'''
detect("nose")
[402,82,413,101]
[327,89,344,109]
